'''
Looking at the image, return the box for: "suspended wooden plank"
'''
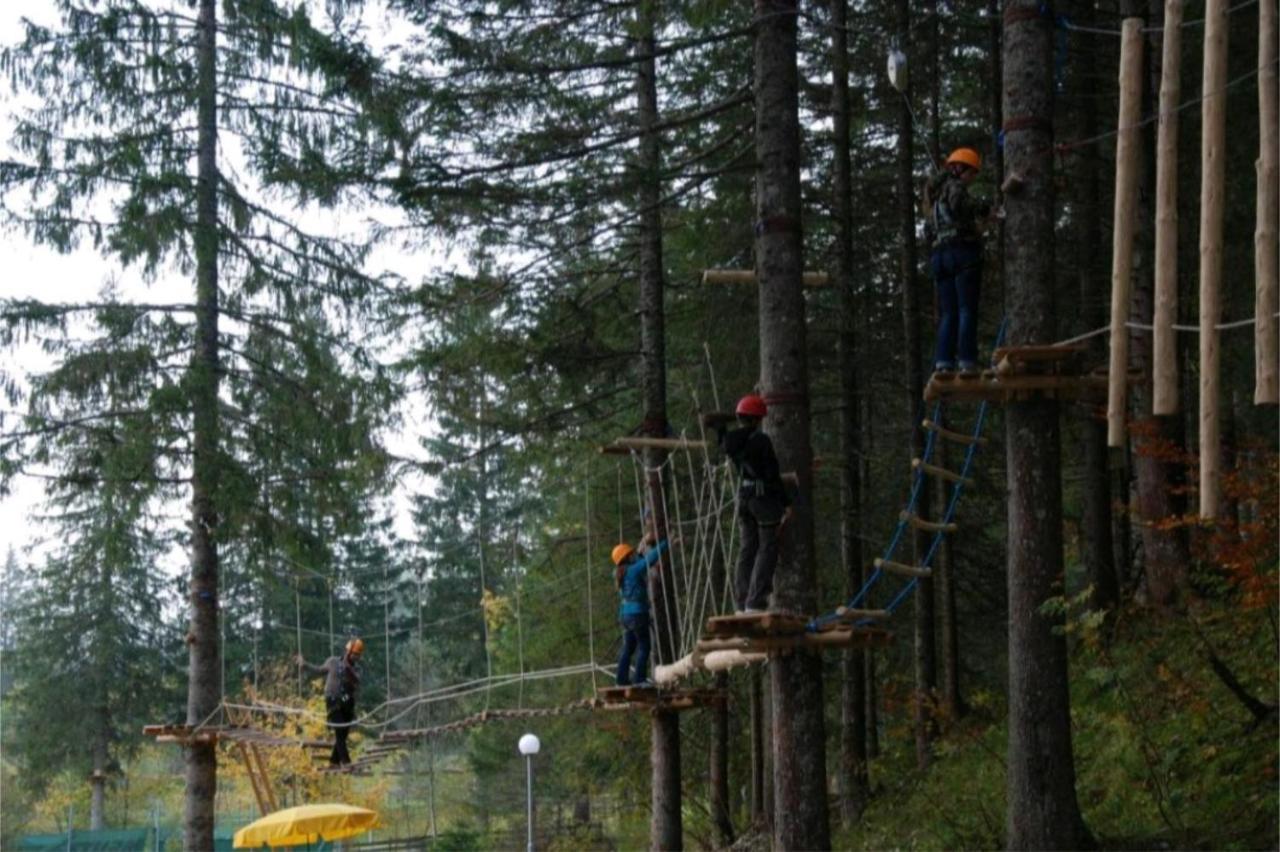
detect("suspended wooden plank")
[1256,0,1279,404]
[921,418,987,446]
[924,371,1115,403]
[899,512,957,534]
[912,457,971,485]
[1108,18,1146,447]
[874,558,933,578]
[701,269,830,288]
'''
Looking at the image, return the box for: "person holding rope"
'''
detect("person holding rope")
[611,535,669,687]
[924,147,997,374]
[298,637,364,767]
[703,394,792,613]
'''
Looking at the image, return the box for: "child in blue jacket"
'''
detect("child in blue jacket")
[610,537,669,687]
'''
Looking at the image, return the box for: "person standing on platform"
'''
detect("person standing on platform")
[925,147,994,373]
[611,536,669,687]
[703,394,792,613]
[298,637,364,766]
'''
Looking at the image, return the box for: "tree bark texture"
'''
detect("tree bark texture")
[830,0,868,822]
[185,1,221,848]
[1071,0,1119,612]
[749,666,766,826]
[895,0,936,771]
[753,3,829,848]
[710,671,734,846]
[1001,2,1091,848]
[635,6,681,848]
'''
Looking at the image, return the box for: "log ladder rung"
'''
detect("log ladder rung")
[874,558,932,578]
[921,419,986,446]
[899,511,958,533]
[912,457,972,485]
[834,606,890,621]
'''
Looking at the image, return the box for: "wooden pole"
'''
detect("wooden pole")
[701,269,830,287]
[1107,18,1145,447]
[1199,0,1228,518]
[1153,0,1183,415]
[1257,0,1279,404]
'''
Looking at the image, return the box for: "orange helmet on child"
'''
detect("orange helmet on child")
[945,147,982,171]
[345,637,365,657]
[611,543,635,566]
[735,394,767,418]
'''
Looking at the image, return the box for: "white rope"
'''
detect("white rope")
[1038,311,1276,349]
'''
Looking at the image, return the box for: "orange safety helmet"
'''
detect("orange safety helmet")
[735,394,767,419]
[345,637,365,657]
[611,543,635,565]
[945,147,982,172]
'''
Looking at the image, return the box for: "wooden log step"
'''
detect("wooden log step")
[900,511,958,533]
[912,457,972,485]
[832,606,890,622]
[606,436,708,452]
[874,557,933,578]
[922,418,987,446]
[703,611,809,638]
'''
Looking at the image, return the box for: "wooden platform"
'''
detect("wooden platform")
[703,611,810,639]
[923,345,1138,403]
[143,724,328,749]
[594,686,727,712]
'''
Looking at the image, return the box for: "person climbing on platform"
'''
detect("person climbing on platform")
[298,637,364,767]
[611,535,669,687]
[925,146,995,374]
[702,394,792,613]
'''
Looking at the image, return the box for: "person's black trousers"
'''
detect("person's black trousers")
[326,695,355,765]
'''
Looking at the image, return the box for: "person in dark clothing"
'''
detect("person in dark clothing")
[703,394,792,612]
[298,637,364,766]
[611,538,669,686]
[925,147,994,373]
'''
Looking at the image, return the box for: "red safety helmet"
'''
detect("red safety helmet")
[735,394,767,418]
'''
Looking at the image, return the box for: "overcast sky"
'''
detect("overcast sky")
[0,2,450,570]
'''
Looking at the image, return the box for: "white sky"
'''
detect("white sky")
[0,1,453,569]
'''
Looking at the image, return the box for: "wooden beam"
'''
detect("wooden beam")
[701,268,830,288]
[1108,18,1145,447]
[1153,0,1183,415]
[833,606,890,621]
[991,344,1086,363]
[874,557,932,578]
[921,418,987,446]
[1257,0,1279,404]
[606,436,708,452]
[1199,0,1228,517]
[899,511,957,534]
[912,457,971,485]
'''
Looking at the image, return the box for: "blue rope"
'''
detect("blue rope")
[809,318,1008,632]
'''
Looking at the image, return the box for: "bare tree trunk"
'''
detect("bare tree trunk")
[830,0,868,822]
[1072,0,1120,612]
[635,4,681,848]
[710,671,734,846]
[989,0,1007,313]
[754,2,829,847]
[1131,0,1190,608]
[1002,2,1092,847]
[185,1,221,847]
[895,0,936,770]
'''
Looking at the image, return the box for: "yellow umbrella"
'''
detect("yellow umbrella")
[233,803,380,848]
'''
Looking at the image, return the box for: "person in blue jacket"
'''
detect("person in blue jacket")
[610,537,669,687]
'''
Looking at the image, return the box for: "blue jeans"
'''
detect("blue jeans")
[932,241,983,368]
[617,613,651,685]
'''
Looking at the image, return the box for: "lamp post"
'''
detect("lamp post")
[518,733,540,852]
